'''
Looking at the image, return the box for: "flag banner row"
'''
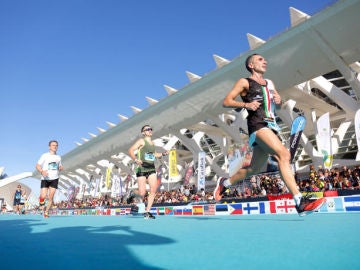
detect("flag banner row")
[50,195,360,216]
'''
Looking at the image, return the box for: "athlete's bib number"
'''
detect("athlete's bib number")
[144,152,155,162]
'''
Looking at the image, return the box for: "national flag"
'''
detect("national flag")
[242,202,260,215]
[215,204,228,215]
[115,208,121,216]
[192,205,203,215]
[319,197,343,213]
[276,200,296,214]
[260,201,277,214]
[204,204,215,215]
[183,207,192,215]
[343,196,360,212]
[165,207,174,215]
[174,207,183,215]
[150,207,158,215]
[158,207,165,215]
[228,203,243,215]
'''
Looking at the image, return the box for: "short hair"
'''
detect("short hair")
[245,53,259,73]
[48,140,58,146]
[141,125,150,132]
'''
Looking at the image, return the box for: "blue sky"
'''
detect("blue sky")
[0,0,336,196]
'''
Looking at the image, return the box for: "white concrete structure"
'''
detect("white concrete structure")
[30,0,360,194]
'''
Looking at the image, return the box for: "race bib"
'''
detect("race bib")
[144,152,155,162]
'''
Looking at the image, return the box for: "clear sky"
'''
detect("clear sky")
[0,0,336,197]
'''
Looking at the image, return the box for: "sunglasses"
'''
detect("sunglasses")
[143,128,153,132]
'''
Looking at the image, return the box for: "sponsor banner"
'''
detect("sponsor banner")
[184,162,193,186]
[300,191,323,198]
[316,112,333,169]
[93,177,101,197]
[111,175,121,198]
[197,152,206,191]
[343,196,360,212]
[169,149,179,177]
[105,167,111,189]
[289,115,306,162]
[267,193,293,201]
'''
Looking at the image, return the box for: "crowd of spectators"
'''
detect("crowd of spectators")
[6,163,360,213]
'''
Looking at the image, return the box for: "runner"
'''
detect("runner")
[213,53,326,216]
[36,140,64,218]
[128,125,168,219]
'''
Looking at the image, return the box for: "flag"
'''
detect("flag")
[168,149,178,177]
[316,112,333,169]
[318,197,342,213]
[343,196,360,212]
[184,162,193,186]
[105,167,111,189]
[260,201,277,214]
[192,205,204,215]
[197,151,206,191]
[111,175,120,198]
[93,177,101,197]
[276,200,297,214]
[228,203,243,215]
[215,204,228,215]
[355,109,360,161]
[289,115,306,162]
[174,207,183,215]
[204,204,215,215]
[165,207,174,215]
[182,206,192,215]
[242,202,261,215]
[158,207,165,215]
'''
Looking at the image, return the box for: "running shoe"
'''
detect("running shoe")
[213,177,227,201]
[143,212,155,219]
[43,211,49,218]
[296,195,326,217]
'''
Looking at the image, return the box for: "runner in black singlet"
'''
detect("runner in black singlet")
[213,53,326,216]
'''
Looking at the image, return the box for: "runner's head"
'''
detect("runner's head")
[245,53,267,74]
[141,125,153,135]
[245,53,259,73]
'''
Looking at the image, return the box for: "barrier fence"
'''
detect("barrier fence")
[48,192,360,216]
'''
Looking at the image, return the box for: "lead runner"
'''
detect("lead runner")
[213,53,326,216]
